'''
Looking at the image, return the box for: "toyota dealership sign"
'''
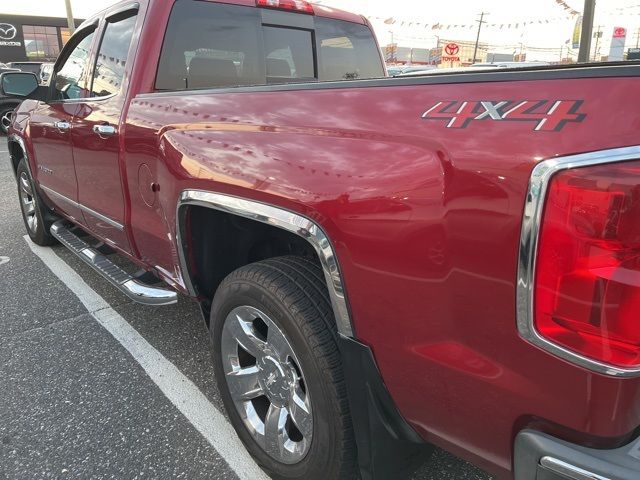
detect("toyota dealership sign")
[609,26,627,62]
[442,43,461,62]
[442,42,460,64]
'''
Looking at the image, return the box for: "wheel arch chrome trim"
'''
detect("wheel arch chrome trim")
[517,145,640,377]
[539,457,611,480]
[7,133,30,178]
[176,190,355,338]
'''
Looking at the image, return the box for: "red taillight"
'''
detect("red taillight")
[535,161,640,368]
[256,0,314,14]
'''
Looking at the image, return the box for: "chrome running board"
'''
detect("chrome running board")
[50,221,178,306]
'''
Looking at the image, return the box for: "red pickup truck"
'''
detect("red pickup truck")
[3,1,640,479]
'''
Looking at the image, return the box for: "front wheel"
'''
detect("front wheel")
[210,256,357,480]
[16,159,57,246]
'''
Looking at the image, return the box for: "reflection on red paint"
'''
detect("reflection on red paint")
[414,341,502,379]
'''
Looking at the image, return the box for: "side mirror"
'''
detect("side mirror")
[0,72,39,98]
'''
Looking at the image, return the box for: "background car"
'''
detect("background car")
[470,61,551,68]
[387,64,437,76]
[8,62,44,78]
[400,61,552,77]
[1,62,51,134]
[0,67,20,74]
[0,67,23,135]
[0,101,18,135]
[0,63,26,134]
[39,63,55,85]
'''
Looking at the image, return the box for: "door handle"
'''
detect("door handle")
[93,124,117,137]
[54,121,71,132]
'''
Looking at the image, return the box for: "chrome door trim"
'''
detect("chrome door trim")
[517,145,640,377]
[9,135,125,234]
[177,190,355,338]
[40,185,125,231]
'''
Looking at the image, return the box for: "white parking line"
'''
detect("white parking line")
[25,237,269,480]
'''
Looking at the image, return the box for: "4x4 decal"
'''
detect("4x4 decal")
[421,100,586,131]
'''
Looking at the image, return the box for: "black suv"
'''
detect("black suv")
[0,66,23,135]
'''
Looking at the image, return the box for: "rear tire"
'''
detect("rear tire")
[210,256,357,480]
[16,159,57,246]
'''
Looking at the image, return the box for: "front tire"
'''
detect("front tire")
[210,256,357,480]
[16,159,57,246]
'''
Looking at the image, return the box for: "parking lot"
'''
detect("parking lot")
[0,141,492,479]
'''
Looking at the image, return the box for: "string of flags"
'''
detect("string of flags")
[374,0,640,31]
[554,0,580,16]
[375,15,577,30]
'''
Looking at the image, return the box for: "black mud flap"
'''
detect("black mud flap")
[338,334,433,480]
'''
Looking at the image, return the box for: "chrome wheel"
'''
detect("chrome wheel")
[221,305,313,464]
[0,110,12,134]
[19,171,38,234]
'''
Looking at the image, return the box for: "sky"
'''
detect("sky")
[3,0,640,62]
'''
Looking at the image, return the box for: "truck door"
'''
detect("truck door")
[70,7,139,252]
[29,25,97,223]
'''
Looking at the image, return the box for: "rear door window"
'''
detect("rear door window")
[156,2,263,90]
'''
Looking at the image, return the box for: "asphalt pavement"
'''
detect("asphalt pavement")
[0,140,493,480]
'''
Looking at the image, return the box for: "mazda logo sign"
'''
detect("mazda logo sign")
[0,23,17,41]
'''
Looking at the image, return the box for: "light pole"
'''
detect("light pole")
[64,0,75,33]
[472,12,489,64]
[577,0,596,63]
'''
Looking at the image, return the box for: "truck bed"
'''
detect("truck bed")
[125,64,640,477]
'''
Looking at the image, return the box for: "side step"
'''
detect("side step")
[50,221,178,306]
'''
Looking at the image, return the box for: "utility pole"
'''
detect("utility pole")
[64,0,75,33]
[635,27,640,48]
[472,12,489,64]
[592,26,603,62]
[577,0,596,63]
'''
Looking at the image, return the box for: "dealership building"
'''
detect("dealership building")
[0,14,83,64]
